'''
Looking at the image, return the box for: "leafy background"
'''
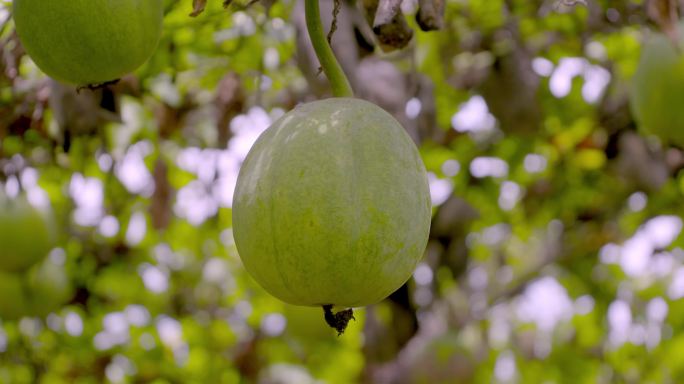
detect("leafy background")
[1,0,684,383]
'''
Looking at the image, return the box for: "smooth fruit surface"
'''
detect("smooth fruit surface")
[13,0,163,85]
[0,196,53,273]
[232,98,431,308]
[630,29,684,146]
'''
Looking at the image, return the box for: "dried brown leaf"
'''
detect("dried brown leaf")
[190,0,208,17]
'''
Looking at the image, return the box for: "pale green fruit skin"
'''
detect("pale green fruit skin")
[233,98,431,308]
[0,197,53,273]
[0,270,31,320]
[630,31,684,146]
[13,0,163,85]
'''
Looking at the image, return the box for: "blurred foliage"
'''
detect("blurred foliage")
[1,0,684,383]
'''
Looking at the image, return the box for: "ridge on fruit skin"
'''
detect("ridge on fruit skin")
[12,0,163,86]
[232,97,432,309]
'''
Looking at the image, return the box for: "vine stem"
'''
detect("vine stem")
[304,0,354,98]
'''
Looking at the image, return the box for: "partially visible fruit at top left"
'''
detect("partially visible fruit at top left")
[12,0,164,86]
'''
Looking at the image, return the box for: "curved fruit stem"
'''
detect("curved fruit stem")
[305,0,354,98]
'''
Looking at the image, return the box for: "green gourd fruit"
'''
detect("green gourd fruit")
[232,98,431,310]
[0,195,53,273]
[630,28,684,146]
[12,0,163,86]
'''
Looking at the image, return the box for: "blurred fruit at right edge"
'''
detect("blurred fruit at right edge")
[631,26,684,147]
[0,195,54,273]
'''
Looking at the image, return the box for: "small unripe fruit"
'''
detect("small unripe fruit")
[0,196,53,273]
[26,258,72,317]
[0,259,71,320]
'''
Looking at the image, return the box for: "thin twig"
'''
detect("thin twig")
[327,0,342,45]
[317,0,343,76]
